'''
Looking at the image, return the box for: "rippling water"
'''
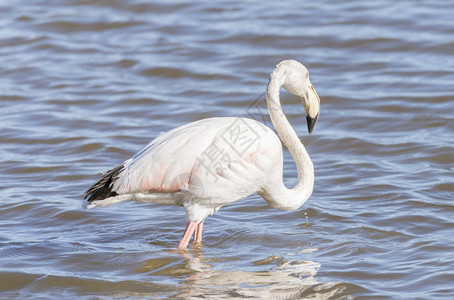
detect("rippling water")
[1,1,453,299]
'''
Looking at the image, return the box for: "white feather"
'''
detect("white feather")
[85,60,320,249]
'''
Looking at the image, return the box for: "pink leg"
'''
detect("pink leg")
[194,221,204,244]
[177,221,197,250]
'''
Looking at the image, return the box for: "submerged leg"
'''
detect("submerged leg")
[194,221,204,244]
[177,221,197,250]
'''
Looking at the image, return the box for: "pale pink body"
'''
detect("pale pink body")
[115,117,282,219]
[86,60,320,249]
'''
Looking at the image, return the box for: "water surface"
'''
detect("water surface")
[1,0,453,299]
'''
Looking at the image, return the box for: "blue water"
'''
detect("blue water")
[1,1,453,298]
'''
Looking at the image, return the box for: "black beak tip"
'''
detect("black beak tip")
[306,115,319,134]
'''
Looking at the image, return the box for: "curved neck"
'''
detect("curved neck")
[259,68,314,210]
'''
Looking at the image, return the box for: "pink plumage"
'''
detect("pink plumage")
[85,60,320,249]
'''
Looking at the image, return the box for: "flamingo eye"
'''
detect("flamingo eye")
[305,72,309,78]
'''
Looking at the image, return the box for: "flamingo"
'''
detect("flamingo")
[85,59,320,249]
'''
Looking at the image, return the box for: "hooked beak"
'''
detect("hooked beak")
[304,85,320,134]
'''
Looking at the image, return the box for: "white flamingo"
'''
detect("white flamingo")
[85,60,320,249]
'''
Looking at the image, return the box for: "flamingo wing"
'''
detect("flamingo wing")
[85,117,282,212]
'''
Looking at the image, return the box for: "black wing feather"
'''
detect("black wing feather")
[84,165,124,203]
